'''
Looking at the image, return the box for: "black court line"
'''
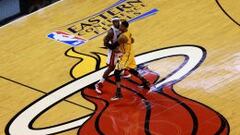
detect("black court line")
[127,78,198,135]
[215,0,240,27]
[106,79,152,135]
[0,76,94,111]
[64,47,101,79]
[170,86,230,134]
[81,92,108,135]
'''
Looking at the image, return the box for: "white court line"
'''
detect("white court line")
[0,0,64,29]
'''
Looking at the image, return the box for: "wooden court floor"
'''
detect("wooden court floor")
[0,0,239,134]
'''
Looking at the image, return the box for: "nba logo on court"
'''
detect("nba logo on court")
[48,31,87,46]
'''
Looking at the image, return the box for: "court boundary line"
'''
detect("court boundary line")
[0,76,94,111]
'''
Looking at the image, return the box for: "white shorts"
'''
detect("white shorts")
[106,50,122,66]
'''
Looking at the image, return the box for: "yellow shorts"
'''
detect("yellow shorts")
[116,53,136,70]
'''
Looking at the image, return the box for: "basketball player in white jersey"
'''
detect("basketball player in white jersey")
[95,17,130,94]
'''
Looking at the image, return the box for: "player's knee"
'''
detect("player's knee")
[114,70,121,81]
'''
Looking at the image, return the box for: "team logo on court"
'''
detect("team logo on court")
[6,45,229,135]
[48,31,87,46]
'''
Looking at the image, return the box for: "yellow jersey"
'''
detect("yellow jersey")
[117,31,134,55]
[116,30,137,70]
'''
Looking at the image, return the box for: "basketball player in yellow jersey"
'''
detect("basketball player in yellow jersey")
[95,17,131,94]
[111,21,150,101]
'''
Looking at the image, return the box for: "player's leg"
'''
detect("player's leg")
[128,57,150,89]
[103,65,115,79]
[111,69,123,101]
[95,65,115,94]
[128,68,150,89]
[95,50,116,94]
[111,56,126,101]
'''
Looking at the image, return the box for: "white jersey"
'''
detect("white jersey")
[111,26,121,44]
[107,26,121,66]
